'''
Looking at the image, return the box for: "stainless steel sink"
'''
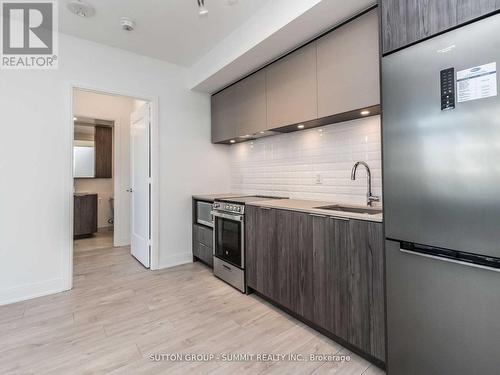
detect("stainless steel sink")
[314,205,383,215]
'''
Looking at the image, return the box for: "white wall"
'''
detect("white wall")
[73,90,136,239]
[0,33,231,305]
[230,116,382,205]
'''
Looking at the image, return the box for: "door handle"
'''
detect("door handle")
[400,248,500,274]
[222,264,231,271]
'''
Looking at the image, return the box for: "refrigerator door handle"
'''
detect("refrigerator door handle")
[400,248,500,274]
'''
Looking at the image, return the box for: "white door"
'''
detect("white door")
[130,103,150,268]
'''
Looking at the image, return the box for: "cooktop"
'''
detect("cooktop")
[216,195,289,205]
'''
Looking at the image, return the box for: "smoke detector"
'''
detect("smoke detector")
[120,17,135,32]
[67,0,95,18]
[197,0,208,16]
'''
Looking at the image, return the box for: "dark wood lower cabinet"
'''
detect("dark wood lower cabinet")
[348,219,385,362]
[309,215,350,342]
[74,194,98,238]
[192,224,213,267]
[246,206,385,364]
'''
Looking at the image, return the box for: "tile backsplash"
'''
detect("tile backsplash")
[230,116,382,205]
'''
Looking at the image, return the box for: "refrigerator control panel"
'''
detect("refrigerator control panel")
[440,67,455,110]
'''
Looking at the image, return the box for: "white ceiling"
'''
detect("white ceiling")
[59,0,270,67]
[189,0,376,92]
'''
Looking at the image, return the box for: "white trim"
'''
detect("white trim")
[67,82,160,289]
[158,252,193,269]
[0,278,66,306]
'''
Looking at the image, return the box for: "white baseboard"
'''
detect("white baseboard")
[158,252,193,270]
[98,226,114,233]
[114,237,130,247]
[0,278,67,306]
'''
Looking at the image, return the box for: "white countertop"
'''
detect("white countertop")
[247,199,383,223]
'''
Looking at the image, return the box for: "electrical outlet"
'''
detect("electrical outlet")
[315,174,322,185]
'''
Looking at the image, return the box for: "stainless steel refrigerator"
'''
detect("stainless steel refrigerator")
[382,13,500,375]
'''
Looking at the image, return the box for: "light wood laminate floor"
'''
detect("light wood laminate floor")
[0,245,385,375]
[74,230,114,252]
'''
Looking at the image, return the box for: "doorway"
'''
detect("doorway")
[69,86,158,288]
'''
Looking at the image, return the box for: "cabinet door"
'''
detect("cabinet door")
[307,215,349,340]
[289,211,313,317]
[211,86,237,143]
[381,0,500,54]
[317,10,380,117]
[275,209,293,309]
[348,220,385,361]
[192,224,214,267]
[74,194,98,237]
[245,206,277,299]
[457,0,500,23]
[266,42,318,128]
[233,70,267,137]
[94,126,112,178]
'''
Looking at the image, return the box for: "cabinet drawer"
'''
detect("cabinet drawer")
[194,242,213,267]
[193,224,213,248]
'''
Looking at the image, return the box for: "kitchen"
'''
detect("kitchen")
[192,2,500,375]
[1,0,500,374]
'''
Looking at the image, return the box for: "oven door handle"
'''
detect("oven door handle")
[212,211,244,222]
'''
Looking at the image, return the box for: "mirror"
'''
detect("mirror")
[74,125,96,178]
[73,119,113,179]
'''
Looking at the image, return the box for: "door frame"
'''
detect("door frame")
[65,83,160,290]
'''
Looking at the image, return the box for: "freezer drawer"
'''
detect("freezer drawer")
[386,239,500,375]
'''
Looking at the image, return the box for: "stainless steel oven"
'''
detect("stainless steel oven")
[212,196,288,293]
[212,201,245,292]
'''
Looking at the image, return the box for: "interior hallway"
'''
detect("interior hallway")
[0,245,384,374]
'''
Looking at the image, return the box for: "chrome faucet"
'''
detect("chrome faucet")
[351,161,380,207]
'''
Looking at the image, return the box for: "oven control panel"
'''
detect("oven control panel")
[213,202,245,215]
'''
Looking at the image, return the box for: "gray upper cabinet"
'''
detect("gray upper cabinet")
[317,9,380,117]
[211,7,382,143]
[265,42,318,128]
[211,85,237,143]
[381,0,500,54]
[233,70,267,137]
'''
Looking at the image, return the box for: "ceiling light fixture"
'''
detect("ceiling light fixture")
[360,110,370,116]
[230,139,236,144]
[67,0,95,17]
[297,124,305,129]
[198,0,208,16]
[120,17,135,32]
[73,117,77,121]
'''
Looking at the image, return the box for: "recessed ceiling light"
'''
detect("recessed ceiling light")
[73,117,77,121]
[360,110,370,116]
[297,124,305,129]
[259,131,265,134]
[318,129,323,132]
[230,139,236,144]
[67,0,95,18]
[198,0,208,16]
